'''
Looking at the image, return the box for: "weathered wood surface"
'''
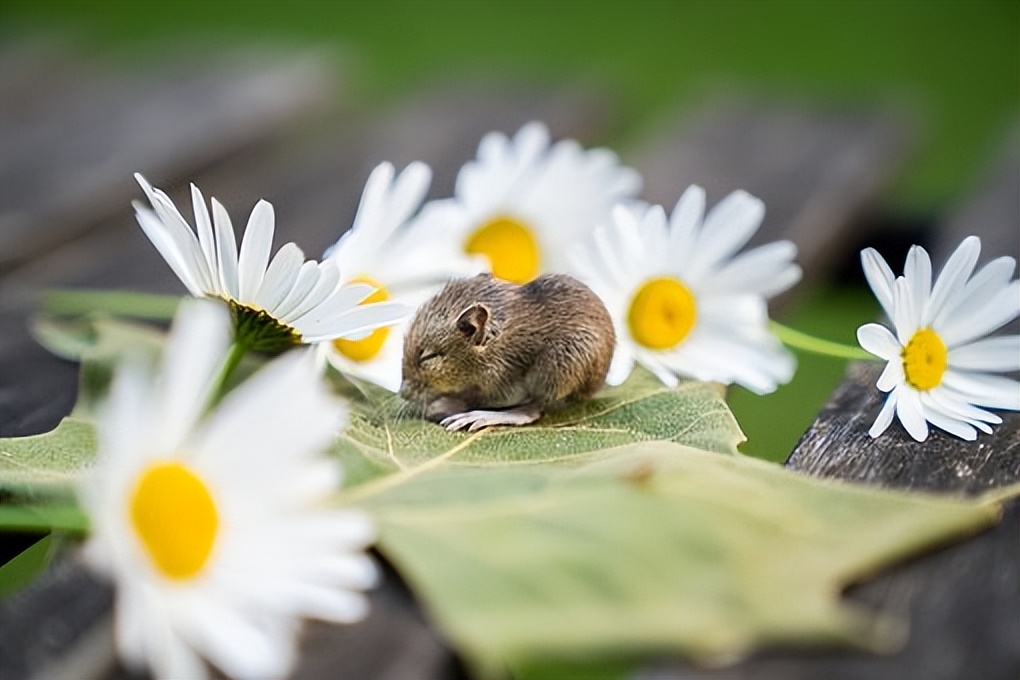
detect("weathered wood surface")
[645,136,1020,680]
[0,42,338,269]
[3,43,1013,680]
[632,97,913,305]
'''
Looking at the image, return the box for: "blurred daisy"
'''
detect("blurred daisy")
[416,121,641,284]
[80,301,377,680]
[321,162,482,391]
[857,236,1020,441]
[572,186,801,394]
[134,174,408,353]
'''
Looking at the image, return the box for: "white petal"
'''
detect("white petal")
[868,391,898,438]
[301,302,410,342]
[211,198,240,300]
[921,404,977,440]
[857,323,901,360]
[273,259,319,321]
[255,242,305,313]
[190,184,219,293]
[927,386,1001,426]
[237,200,275,304]
[637,352,680,388]
[668,185,706,272]
[949,335,1020,372]
[941,370,1020,411]
[939,280,1020,347]
[152,301,231,450]
[195,351,345,483]
[283,260,341,325]
[177,597,293,680]
[706,240,800,297]
[875,359,903,393]
[861,248,896,321]
[606,346,636,386]
[895,386,929,441]
[892,276,919,344]
[135,174,215,293]
[689,190,765,279]
[903,244,932,320]
[134,206,206,297]
[923,235,980,325]
[938,255,1016,324]
[296,283,376,324]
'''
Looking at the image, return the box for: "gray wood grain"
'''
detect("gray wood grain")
[632,96,914,304]
[0,39,339,269]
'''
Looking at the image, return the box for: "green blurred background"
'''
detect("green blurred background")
[1,0,1017,464]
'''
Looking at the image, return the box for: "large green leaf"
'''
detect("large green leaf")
[345,440,1006,677]
[332,367,744,488]
[3,312,1013,678]
[0,417,96,503]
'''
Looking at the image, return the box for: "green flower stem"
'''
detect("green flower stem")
[770,321,875,361]
[212,341,248,404]
[42,289,181,320]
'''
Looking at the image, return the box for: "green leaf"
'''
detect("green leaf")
[40,289,181,320]
[0,417,96,503]
[348,440,1007,677]
[333,367,744,489]
[5,312,1011,677]
[0,504,89,534]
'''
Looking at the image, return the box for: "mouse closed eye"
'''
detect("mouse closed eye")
[401,273,615,431]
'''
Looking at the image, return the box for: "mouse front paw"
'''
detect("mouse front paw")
[440,404,542,432]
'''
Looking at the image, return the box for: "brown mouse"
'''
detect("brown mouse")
[399,273,615,431]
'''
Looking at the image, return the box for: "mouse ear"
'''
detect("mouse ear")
[456,304,489,346]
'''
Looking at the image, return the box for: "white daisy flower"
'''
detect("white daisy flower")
[416,121,642,284]
[321,162,482,391]
[133,174,409,353]
[79,300,377,680]
[857,236,1020,441]
[571,185,801,394]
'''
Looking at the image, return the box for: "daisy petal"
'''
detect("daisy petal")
[923,235,979,324]
[857,323,901,360]
[939,280,1020,347]
[868,391,898,438]
[922,405,977,441]
[875,360,903,393]
[134,206,206,297]
[941,371,1020,411]
[948,335,1020,372]
[689,190,765,278]
[254,242,304,312]
[861,248,896,320]
[191,184,219,292]
[153,301,231,450]
[895,386,929,441]
[211,198,240,300]
[237,199,275,304]
[903,245,932,319]
[606,347,636,386]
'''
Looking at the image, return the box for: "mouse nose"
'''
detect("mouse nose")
[398,380,411,400]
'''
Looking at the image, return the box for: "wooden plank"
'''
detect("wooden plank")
[0,39,339,269]
[631,96,913,304]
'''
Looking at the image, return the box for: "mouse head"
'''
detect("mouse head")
[400,280,497,403]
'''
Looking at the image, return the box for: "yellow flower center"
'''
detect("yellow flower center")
[628,277,698,350]
[130,461,218,580]
[332,276,391,362]
[901,327,948,391]
[464,215,541,284]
